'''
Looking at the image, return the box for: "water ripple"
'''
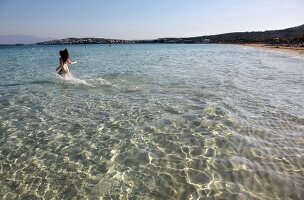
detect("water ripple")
[0,44,303,199]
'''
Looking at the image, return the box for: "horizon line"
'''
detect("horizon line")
[1,23,303,41]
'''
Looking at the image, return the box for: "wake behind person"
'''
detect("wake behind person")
[56,49,77,77]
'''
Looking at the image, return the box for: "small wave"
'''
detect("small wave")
[0,80,59,87]
[91,77,111,86]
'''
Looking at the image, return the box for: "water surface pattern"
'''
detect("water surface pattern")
[0,44,303,199]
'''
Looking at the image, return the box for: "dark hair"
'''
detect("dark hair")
[59,49,69,63]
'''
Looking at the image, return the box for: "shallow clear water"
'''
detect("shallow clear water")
[0,44,303,199]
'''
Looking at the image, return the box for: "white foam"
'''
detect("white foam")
[93,77,111,85]
[54,72,92,86]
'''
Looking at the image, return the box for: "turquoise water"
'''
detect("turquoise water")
[0,44,303,199]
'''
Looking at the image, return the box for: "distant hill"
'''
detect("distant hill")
[184,24,304,45]
[36,37,132,45]
[35,24,304,46]
[0,35,56,44]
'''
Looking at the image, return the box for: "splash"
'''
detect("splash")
[54,72,92,86]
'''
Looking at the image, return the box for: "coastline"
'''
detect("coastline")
[236,43,304,58]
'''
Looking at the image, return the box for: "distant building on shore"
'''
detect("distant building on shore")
[202,39,210,44]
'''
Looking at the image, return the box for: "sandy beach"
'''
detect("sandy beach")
[237,43,304,58]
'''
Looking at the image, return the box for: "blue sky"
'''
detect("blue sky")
[0,0,303,39]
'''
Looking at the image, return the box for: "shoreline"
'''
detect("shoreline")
[236,43,304,58]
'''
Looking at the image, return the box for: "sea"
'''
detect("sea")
[0,44,303,199]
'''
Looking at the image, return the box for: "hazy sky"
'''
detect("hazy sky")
[0,0,303,39]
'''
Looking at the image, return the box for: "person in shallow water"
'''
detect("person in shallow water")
[56,49,77,76]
